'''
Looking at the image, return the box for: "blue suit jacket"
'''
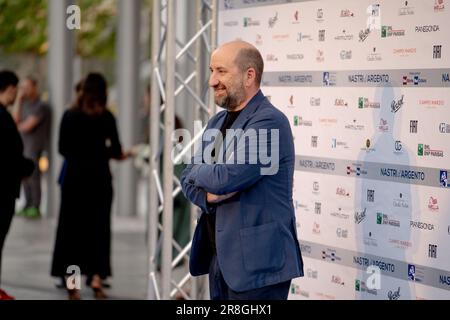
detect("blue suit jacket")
[181,90,304,292]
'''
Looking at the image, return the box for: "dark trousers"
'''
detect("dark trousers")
[0,196,16,286]
[23,152,41,208]
[208,254,291,300]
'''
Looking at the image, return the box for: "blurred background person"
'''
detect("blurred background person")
[0,70,34,300]
[12,75,51,219]
[50,73,130,300]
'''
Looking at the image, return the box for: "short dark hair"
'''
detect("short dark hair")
[234,47,264,86]
[0,70,19,93]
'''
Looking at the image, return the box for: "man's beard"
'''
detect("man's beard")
[215,84,245,111]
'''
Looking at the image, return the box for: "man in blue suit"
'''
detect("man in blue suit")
[181,41,303,300]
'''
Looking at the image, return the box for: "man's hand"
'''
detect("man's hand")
[206,191,237,204]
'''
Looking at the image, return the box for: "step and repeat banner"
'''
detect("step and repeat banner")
[218,0,450,299]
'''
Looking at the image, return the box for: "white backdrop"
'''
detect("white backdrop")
[218,0,450,300]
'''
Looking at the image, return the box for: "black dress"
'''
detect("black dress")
[51,109,122,279]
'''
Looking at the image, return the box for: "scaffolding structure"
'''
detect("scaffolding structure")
[147,0,218,300]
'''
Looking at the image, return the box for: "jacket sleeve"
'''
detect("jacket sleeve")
[183,114,282,195]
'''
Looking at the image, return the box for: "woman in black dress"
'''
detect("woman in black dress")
[51,73,128,299]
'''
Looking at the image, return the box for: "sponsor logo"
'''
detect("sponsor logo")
[268,12,278,28]
[313,222,320,234]
[381,26,405,37]
[433,45,442,59]
[391,95,404,113]
[331,275,345,285]
[331,207,350,220]
[359,97,381,109]
[310,97,321,106]
[288,95,295,108]
[434,0,445,12]
[335,29,354,41]
[243,17,260,27]
[323,72,337,86]
[428,196,439,212]
[286,53,304,60]
[393,193,409,209]
[336,228,348,239]
[403,72,427,86]
[410,120,418,133]
[298,159,335,171]
[353,256,395,272]
[388,287,401,300]
[394,140,403,155]
[334,98,348,107]
[439,122,450,133]
[347,164,368,176]
[429,244,438,258]
[416,25,440,32]
[364,231,378,247]
[399,1,415,15]
[314,202,321,214]
[292,10,300,24]
[318,29,325,42]
[224,0,233,9]
[380,167,425,181]
[345,119,365,130]
[316,49,324,63]
[272,34,289,42]
[340,50,352,60]
[290,283,310,297]
[348,73,389,83]
[443,73,450,82]
[378,118,389,132]
[307,268,318,279]
[223,20,238,27]
[354,208,367,224]
[340,9,354,17]
[377,212,400,227]
[316,8,324,22]
[408,264,425,282]
[337,187,350,197]
[359,28,370,42]
[367,47,382,61]
[331,138,349,149]
[297,33,313,42]
[389,238,412,249]
[355,279,377,295]
[361,138,376,153]
[367,189,375,202]
[393,47,416,57]
[293,116,312,127]
[300,244,312,254]
[311,136,318,148]
[255,34,263,46]
[322,248,341,262]
[418,143,444,157]
[313,181,319,194]
[419,99,444,108]
[440,170,448,187]
[266,54,278,62]
[319,118,337,126]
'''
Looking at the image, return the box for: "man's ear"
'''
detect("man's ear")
[245,68,256,86]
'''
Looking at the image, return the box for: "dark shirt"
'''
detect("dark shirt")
[205,109,242,254]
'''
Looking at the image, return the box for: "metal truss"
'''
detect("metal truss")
[147,0,218,300]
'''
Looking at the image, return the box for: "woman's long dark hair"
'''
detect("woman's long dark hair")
[75,73,107,115]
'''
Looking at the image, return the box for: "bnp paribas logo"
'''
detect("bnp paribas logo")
[418,143,424,156]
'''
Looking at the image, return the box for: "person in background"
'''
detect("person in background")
[50,73,130,300]
[12,75,51,219]
[0,70,34,300]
